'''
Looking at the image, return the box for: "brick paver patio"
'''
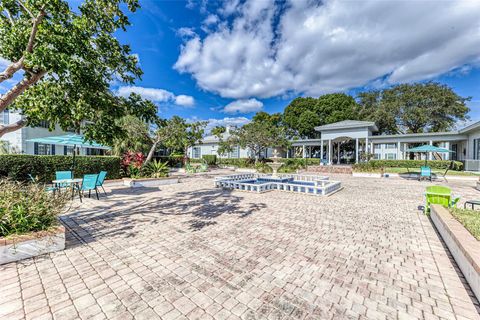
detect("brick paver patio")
[1,173,479,319]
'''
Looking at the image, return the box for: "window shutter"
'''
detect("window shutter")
[51,144,55,155]
[64,146,67,155]
[34,142,38,155]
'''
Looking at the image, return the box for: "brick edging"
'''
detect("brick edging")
[430,204,480,301]
[0,225,65,247]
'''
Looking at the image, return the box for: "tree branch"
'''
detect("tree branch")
[0,119,26,137]
[17,0,35,19]
[0,70,46,112]
[0,6,46,83]
[5,9,15,26]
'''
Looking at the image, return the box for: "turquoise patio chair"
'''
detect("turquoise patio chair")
[96,171,108,196]
[420,166,432,181]
[424,185,460,214]
[75,174,99,202]
[55,171,73,188]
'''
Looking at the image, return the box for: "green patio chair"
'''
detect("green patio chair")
[96,171,108,196]
[420,166,432,181]
[74,174,99,202]
[424,185,459,214]
[55,170,73,188]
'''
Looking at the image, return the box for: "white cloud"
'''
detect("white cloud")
[205,116,250,133]
[175,94,195,106]
[222,98,263,114]
[175,0,480,99]
[117,86,195,107]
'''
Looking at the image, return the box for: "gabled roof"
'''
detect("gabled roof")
[315,120,378,132]
[201,132,231,144]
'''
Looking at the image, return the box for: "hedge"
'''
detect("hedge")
[217,157,321,168]
[154,155,184,167]
[202,155,217,165]
[0,155,121,183]
[353,159,463,171]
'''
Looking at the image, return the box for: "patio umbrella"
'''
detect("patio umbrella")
[406,144,454,166]
[26,134,110,174]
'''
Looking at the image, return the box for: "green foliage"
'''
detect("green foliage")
[142,160,169,178]
[358,82,469,134]
[0,0,158,144]
[352,160,463,172]
[0,179,69,237]
[112,115,153,155]
[283,94,359,138]
[0,155,121,182]
[156,116,206,159]
[155,155,184,167]
[450,208,480,240]
[202,155,217,165]
[211,126,226,137]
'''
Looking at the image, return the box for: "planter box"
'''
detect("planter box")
[430,205,480,301]
[0,226,65,265]
[122,177,179,188]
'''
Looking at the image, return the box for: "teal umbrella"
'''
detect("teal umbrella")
[406,144,454,166]
[26,134,110,174]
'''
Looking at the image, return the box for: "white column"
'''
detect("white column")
[429,140,433,160]
[397,141,401,160]
[302,145,306,158]
[365,137,369,162]
[445,141,450,160]
[320,140,324,161]
[328,140,332,164]
[337,142,341,164]
[355,138,359,163]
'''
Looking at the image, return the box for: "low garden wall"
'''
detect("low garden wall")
[122,177,179,188]
[430,205,480,301]
[0,226,65,265]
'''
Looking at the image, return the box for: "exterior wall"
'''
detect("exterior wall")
[0,110,104,155]
[320,127,369,141]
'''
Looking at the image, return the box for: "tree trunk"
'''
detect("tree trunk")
[183,147,189,165]
[0,71,46,113]
[144,140,159,166]
[0,119,26,137]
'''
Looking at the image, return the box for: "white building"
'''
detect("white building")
[0,109,106,155]
[190,120,480,171]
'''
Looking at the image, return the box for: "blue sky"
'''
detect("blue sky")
[2,0,480,130]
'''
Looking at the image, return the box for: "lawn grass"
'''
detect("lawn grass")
[450,208,480,240]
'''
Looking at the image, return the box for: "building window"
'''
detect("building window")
[38,120,50,129]
[35,143,54,155]
[373,143,382,150]
[385,153,396,160]
[86,148,105,156]
[64,146,75,155]
[475,139,480,160]
[192,147,201,159]
[0,109,9,125]
[385,143,396,149]
[374,153,381,160]
[229,146,240,158]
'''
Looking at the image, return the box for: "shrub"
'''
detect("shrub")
[352,160,463,171]
[202,155,217,165]
[154,155,184,167]
[0,155,121,183]
[0,180,69,237]
[142,160,169,178]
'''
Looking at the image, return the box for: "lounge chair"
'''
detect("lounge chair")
[96,171,108,196]
[55,170,73,188]
[424,185,459,214]
[420,166,432,181]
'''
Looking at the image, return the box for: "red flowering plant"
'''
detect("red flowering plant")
[121,151,146,178]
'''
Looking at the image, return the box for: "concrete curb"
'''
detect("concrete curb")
[430,204,480,302]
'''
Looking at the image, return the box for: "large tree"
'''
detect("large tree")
[154,116,206,163]
[0,0,155,143]
[358,82,470,134]
[225,113,289,164]
[282,93,359,138]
